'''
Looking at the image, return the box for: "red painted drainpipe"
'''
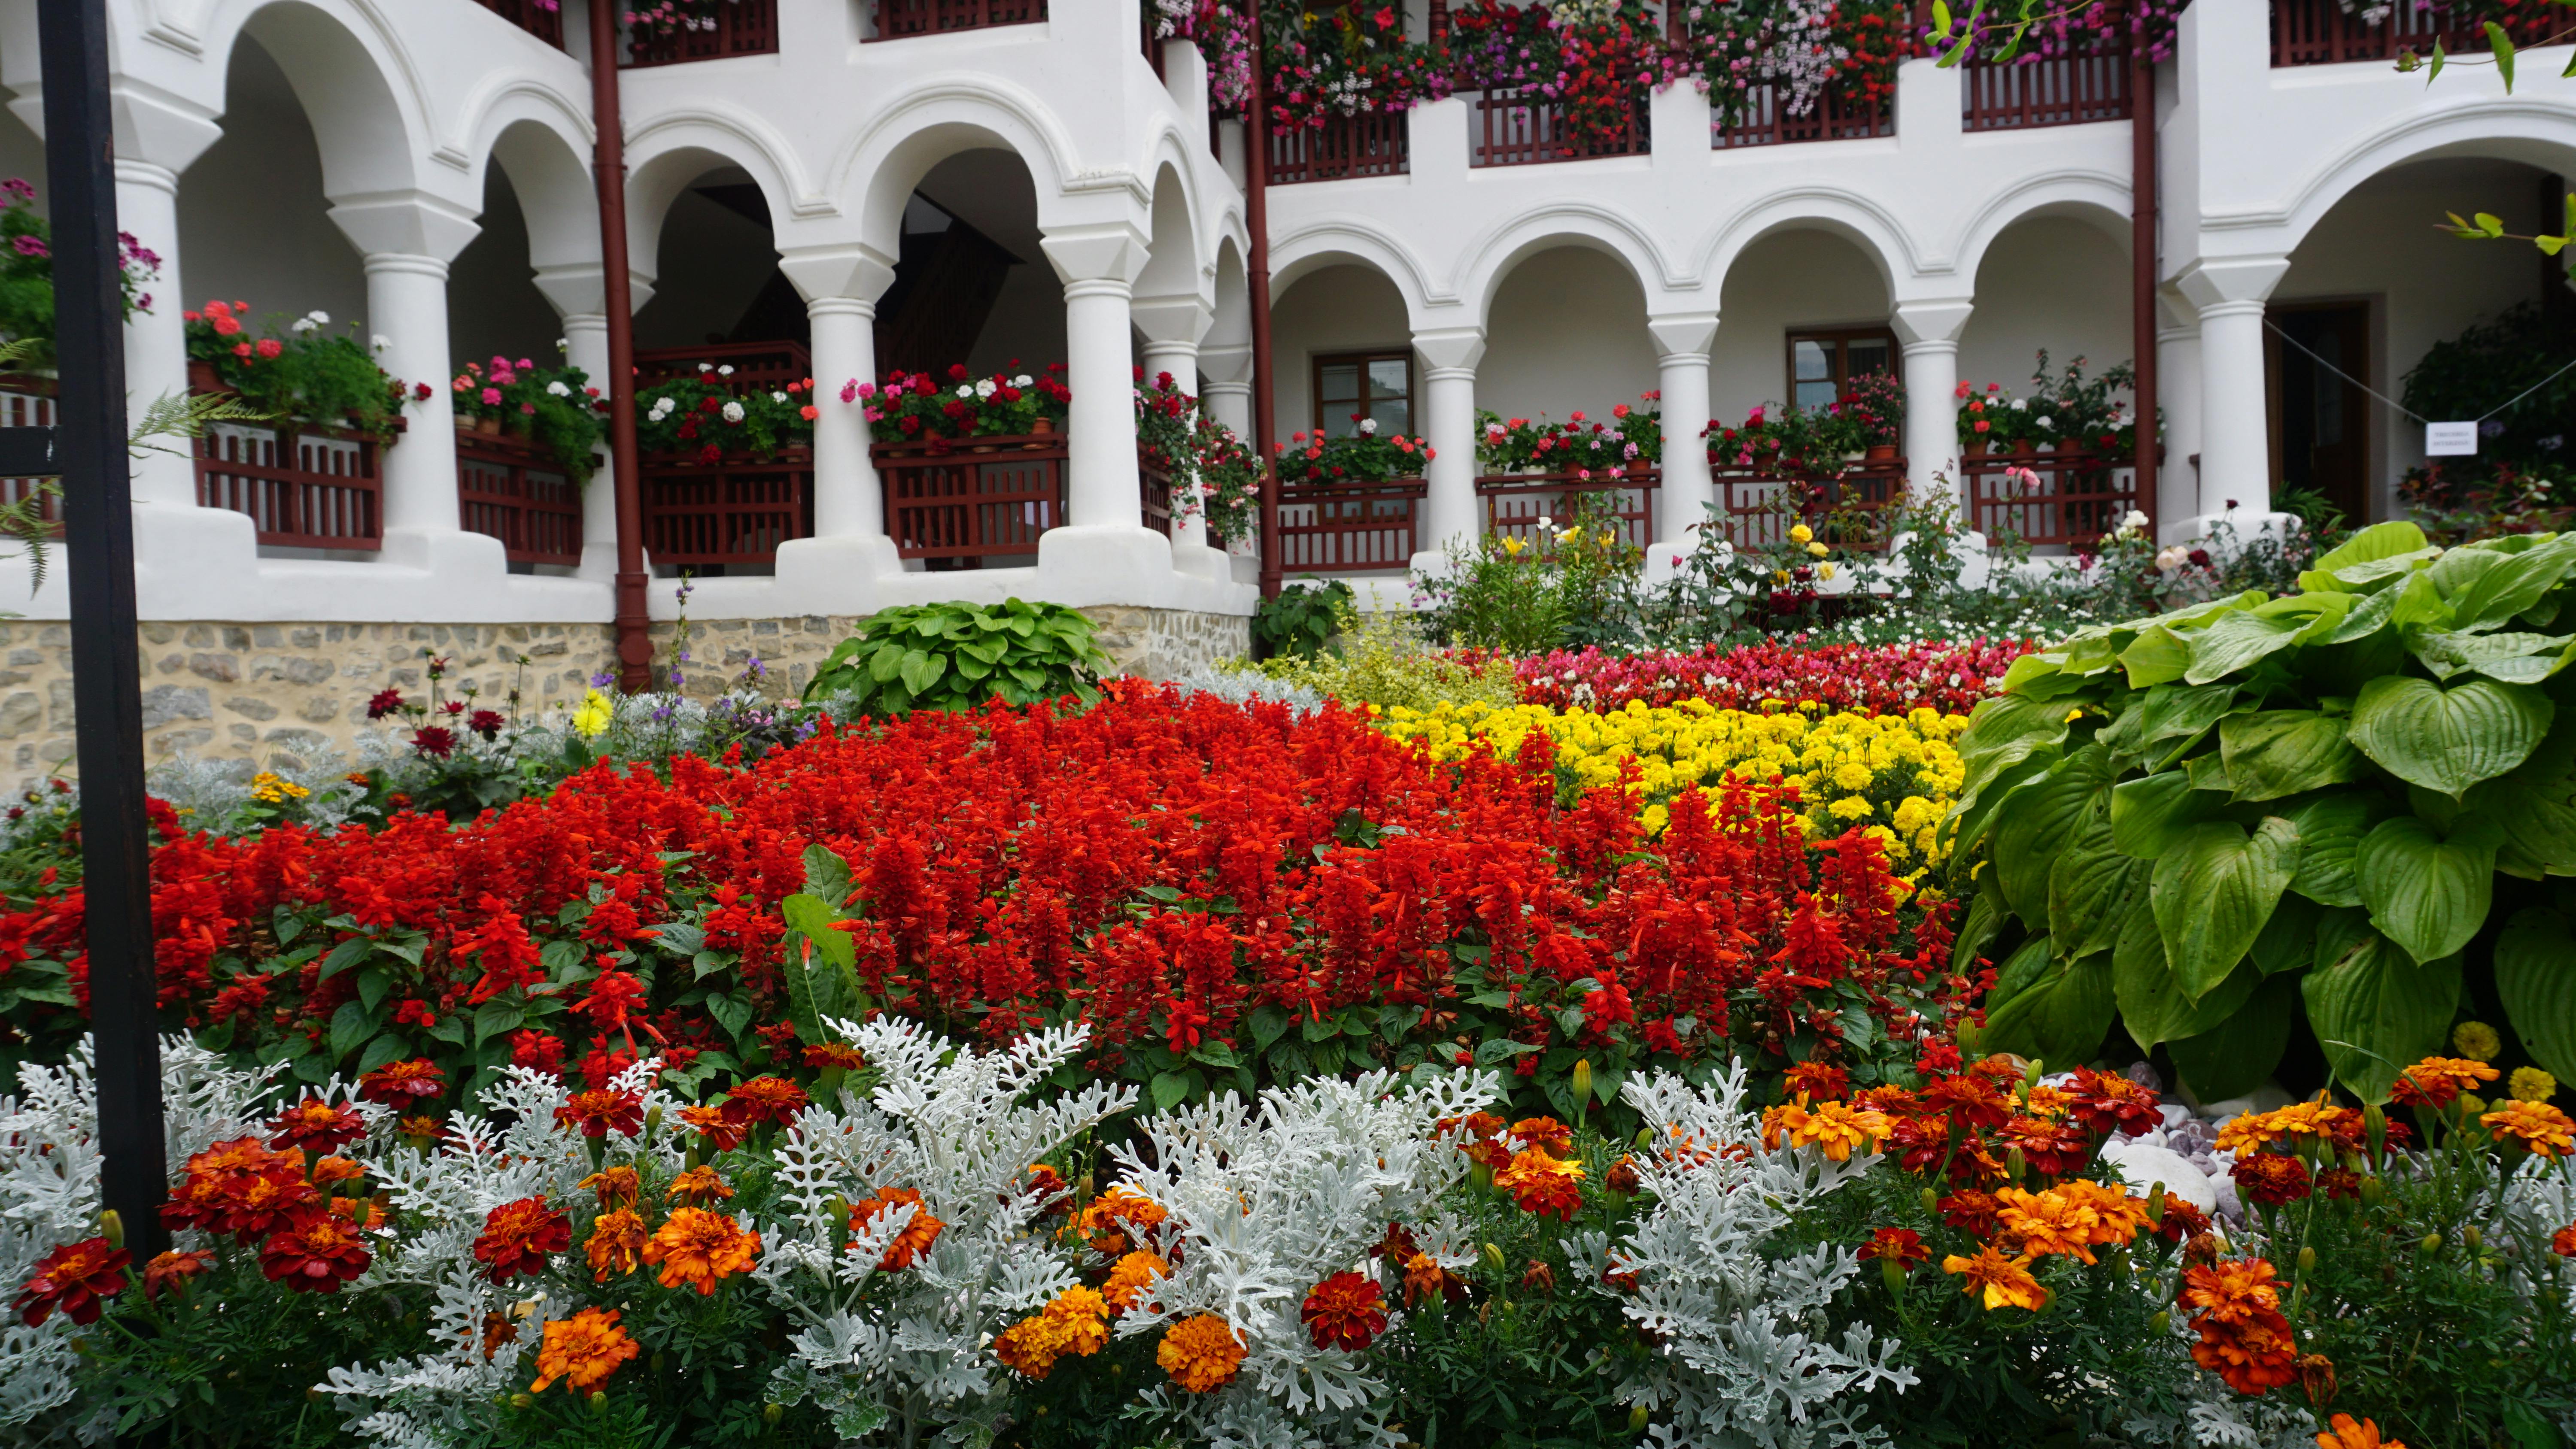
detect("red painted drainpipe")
[1249,4,1282,600]
[589,0,653,688]
[2131,42,2160,535]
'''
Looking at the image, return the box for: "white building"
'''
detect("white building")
[0,0,2566,776]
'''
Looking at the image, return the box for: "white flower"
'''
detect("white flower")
[306,309,330,325]
[1358,417,1378,435]
[546,380,572,397]
[554,337,568,349]
[371,335,392,351]
[1012,374,1033,388]
[697,362,715,373]
[720,401,746,423]
[974,379,996,399]
[717,365,735,377]
[956,385,976,399]
[2036,415,2055,430]
[770,391,788,404]
[2123,509,2151,532]
[2010,397,2028,411]
[289,317,318,334]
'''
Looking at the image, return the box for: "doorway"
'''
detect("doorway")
[2266,302,2372,527]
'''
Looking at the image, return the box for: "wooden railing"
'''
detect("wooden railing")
[457,430,584,567]
[635,340,811,394]
[1963,446,2135,547]
[196,421,383,552]
[1276,479,1426,573]
[1710,458,1908,552]
[2269,0,2554,65]
[877,434,1066,563]
[475,0,563,47]
[1476,469,1659,551]
[641,449,811,567]
[0,382,58,527]
[1472,87,1650,167]
[872,0,1047,39]
[1268,112,1411,185]
[625,0,778,66]
[1139,453,1176,538]
[1714,82,1893,149]
[1959,47,2132,130]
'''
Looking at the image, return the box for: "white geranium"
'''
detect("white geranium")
[721,400,747,423]
[974,379,997,400]
[717,365,736,377]
[771,391,789,404]
[956,385,975,400]
[1357,417,1378,435]
[545,380,573,397]
[2036,415,2055,430]
[1012,374,1033,388]
[2010,397,2028,412]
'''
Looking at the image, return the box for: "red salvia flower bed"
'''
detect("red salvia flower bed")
[0,689,1977,1122]
[1513,640,2039,716]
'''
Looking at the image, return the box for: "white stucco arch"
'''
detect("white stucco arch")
[1136,158,1207,309]
[623,125,802,285]
[481,115,598,287]
[1456,207,1674,328]
[190,0,443,203]
[2262,101,2576,257]
[1947,172,2136,291]
[1698,188,1917,302]
[1268,221,1435,334]
[834,77,1090,263]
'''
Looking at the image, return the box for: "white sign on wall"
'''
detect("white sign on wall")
[2426,421,2480,457]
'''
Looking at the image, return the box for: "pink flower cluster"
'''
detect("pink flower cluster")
[1513,639,2041,716]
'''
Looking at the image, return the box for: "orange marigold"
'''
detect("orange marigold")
[1102,1250,1168,1313]
[666,1165,736,1205]
[850,1186,946,1271]
[2481,1099,2576,1158]
[1496,1146,1586,1220]
[1996,1185,2109,1263]
[472,1196,571,1284]
[580,1166,641,1212]
[677,1102,748,1152]
[1510,1116,1574,1155]
[1075,1187,1166,1256]
[2391,1056,2499,1109]
[2179,1258,2284,1325]
[1157,1313,1247,1392]
[1780,1100,1894,1162]
[641,1207,760,1295]
[1300,1270,1389,1351]
[529,1306,640,1394]
[2554,1224,2576,1258]
[2317,1414,2405,1449]
[1941,1242,2049,1311]
[585,1209,648,1282]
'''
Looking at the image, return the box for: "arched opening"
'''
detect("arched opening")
[635,162,796,352]
[179,31,370,342]
[1478,244,1659,547]
[1710,228,1898,544]
[874,148,1055,379]
[2275,156,2572,527]
[448,164,565,377]
[1957,209,2136,550]
[1268,259,1419,573]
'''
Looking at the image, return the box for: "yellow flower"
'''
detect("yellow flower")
[1818,561,1836,580]
[1789,524,1814,544]
[2482,1099,2576,1158]
[640,1208,760,1294]
[1157,1314,1246,1392]
[2453,1021,2503,1061]
[1942,1243,2050,1312]
[1806,541,1829,557]
[571,688,613,739]
[1781,1100,1892,1161]
[2510,1067,2558,1103]
[249,771,309,803]
[529,1307,639,1394]
[1500,535,1528,557]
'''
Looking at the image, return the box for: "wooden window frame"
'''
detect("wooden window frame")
[1784,326,1900,409]
[1311,349,1416,439]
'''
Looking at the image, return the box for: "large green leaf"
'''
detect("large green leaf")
[2102,683,2241,771]
[2304,928,2462,1103]
[2355,815,2499,964]
[2119,627,2192,688]
[1980,949,2115,1072]
[2446,532,2576,630]
[1946,746,2060,867]
[780,892,868,1042]
[2110,771,2230,860]
[2168,975,2302,1103]
[1993,746,2112,918]
[2151,817,2301,1000]
[2217,711,2364,802]
[2496,906,2576,1082]
[1956,694,2077,806]
[2048,812,2146,961]
[2408,629,2572,685]
[2308,520,2430,579]
[2116,905,2261,1049]
[2348,676,2553,797]
[2281,792,2388,906]
[2185,604,2331,685]
[2478,709,2576,878]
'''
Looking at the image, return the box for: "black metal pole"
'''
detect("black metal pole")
[39,0,167,1255]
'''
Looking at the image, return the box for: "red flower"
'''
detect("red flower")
[365,688,405,720]
[679,1103,749,1152]
[1300,1271,1388,1351]
[1858,1227,1929,1270]
[142,1249,215,1300]
[410,726,456,759]
[473,1196,572,1284]
[269,1097,366,1155]
[2063,1066,2163,1137]
[721,1075,810,1128]
[468,709,506,740]
[2232,1152,2313,1207]
[358,1058,446,1106]
[14,1237,131,1327]
[259,1206,374,1292]
[554,1088,643,1139]
[1938,1190,2002,1236]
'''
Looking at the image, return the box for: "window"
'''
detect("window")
[1786,327,1898,411]
[1313,351,1413,438]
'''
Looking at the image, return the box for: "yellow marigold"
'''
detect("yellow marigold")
[1157,1313,1247,1392]
[1780,1100,1893,1162]
[1943,1242,2050,1312]
[2453,1021,2503,1062]
[1995,1184,2130,1264]
[529,1307,639,1394]
[640,1207,760,1295]
[2051,1178,2153,1246]
[248,771,308,803]
[2510,1067,2559,1103]
[1102,1250,1168,1313]
[2482,1099,2576,1158]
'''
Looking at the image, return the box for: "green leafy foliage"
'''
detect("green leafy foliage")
[801,599,1112,716]
[1950,520,2576,1100]
[1250,578,1353,661]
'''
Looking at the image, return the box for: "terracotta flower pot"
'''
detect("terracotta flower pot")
[1865,443,1899,462]
[474,415,503,436]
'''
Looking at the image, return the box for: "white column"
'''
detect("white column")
[1199,344,1256,567]
[1041,224,1154,535]
[2175,256,2290,527]
[2155,293,2204,542]
[1894,300,1975,518]
[1647,312,1717,558]
[364,253,462,535]
[534,266,625,559]
[116,161,196,509]
[1139,337,1208,550]
[807,297,883,539]
[1413,325,1484,570]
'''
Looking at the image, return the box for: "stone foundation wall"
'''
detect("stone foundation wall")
[0,607,1250,794]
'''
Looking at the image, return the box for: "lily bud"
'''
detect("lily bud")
[98,1209,124,1251]
[2297,1246,2316,1274]
[1571,1058,1593,1106]
[1630,1405,1651,1433]
[1483,1242,1507,1274]
[2148,1310,2170,1336]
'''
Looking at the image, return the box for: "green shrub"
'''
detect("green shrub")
[1247,606,1517,712]
[1251,578,1352,660]
[1949,519,2576,1102]
[802,599,1112,716]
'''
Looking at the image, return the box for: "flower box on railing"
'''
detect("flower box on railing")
[0,377,58,528]
[2268,0,2552,66]
[1471,87,1650,167]
[1476,469,1660,551]
[1275,477,1428,573]
[196,420,383,552]
[641,446,810,567]
[624,0,779,67]
[1268,112,1411,185]
[1711,457,1907,552]
[475,0,564,48]
[1959,45,2132,130]
[870,0,1047,38]
[456,427,584,567]
[635,340,811,395]
[1963,443,2135,547]
[1715,82,1893,149]
[875,433,1066,564]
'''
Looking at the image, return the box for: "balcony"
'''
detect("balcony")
[1963,445,2136,547]
[1710,458,1908,551]
[1471,87,1651,167]
[625,0,778,67]
[876,435,1180,567]
[1713,82,1893,150]
[871,0,1047,39]
[2269,0,2552,65]
[1476,469,1659,551]
[474,0,564,46]
[457,431,585,567]
[1274,478,1426,573]
[1959,47,2133,130]
[195,421,383,553]
[1269,112,1410,185]
[0,379,58,527]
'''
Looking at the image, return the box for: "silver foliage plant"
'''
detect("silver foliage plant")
[1608,1065,1916,1449]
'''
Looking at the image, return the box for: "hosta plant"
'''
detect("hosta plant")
[1948,519,2576,1102]
[799,598,1113,715]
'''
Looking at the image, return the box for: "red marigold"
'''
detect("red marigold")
[1999,1113,2094,1179]
[473,1196,572,1284]
[802,1043,866,1071]
[268,1097,366,1155]
[2233,1152,2313,1207]
[14,1237,130,1327]
[1858,1226,1929,1270]
[259,1206,373,1292]
[2553,1224,2576,1258]
[2156,1197,2213,1244]
[357,1058,445,1106]
[677,1103,748,1152]
[142,1249,214,1300]
[720,1075,809,1128]
[851,1186,945,1270]
[1497,1146,1586,1220]
[2063,1066,2163,1137]
[1300,1270,1388,1351]
[553,1088,643,1140]
[1783,1060,1851,1103]
[162,1137,319,1244]
[1509,1116,1573,1155]
[1938,1189,2002,1236]
[1921,1073,2014,1131]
